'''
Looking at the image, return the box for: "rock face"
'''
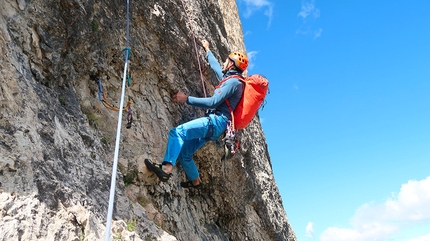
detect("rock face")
[0,0,297,240]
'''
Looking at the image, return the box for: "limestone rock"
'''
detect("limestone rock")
[0,0,297,240]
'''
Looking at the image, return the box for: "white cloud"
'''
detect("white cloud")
[240,0,274,27]
[296,1,322,39]
[246,50,258,70]
[306,222,315,238]
[409,233,430,241]
[295,28,311,36]
[314,28,322,39]
[298,0,320,19]
[244,30,252,37]
[320,176,430,241]
[296,27,323,40]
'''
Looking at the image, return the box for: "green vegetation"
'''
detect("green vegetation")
[123,170,137,186]
[58,97,66,106]
[92,20,99,32]
[119,163,138,186]
[113,233,121,240]
[101,135,109,145]
[126,218,137,232]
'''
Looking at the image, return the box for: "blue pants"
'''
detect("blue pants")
[162,113,228,181]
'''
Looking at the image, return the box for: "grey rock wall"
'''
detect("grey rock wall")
[0,0,297,240]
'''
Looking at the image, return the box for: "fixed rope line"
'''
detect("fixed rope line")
[104,0,131,240]
[126,0,130,49]
[180,0,207,97]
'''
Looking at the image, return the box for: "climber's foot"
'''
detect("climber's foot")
[144,159,171,182]
[180,180,203,189]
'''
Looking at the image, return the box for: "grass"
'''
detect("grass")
[113,233,121,240]
[126,218,137,232]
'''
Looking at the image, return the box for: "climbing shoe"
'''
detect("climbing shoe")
[180,180,203,189]
[144,159,171,182]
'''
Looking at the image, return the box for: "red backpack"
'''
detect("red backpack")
[224,74,269,130]
[219,74,269,158]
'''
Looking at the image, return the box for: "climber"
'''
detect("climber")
[145,39,248,188]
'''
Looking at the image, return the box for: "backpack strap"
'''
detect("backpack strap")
[215,75,244,89]
[216,75,245,130]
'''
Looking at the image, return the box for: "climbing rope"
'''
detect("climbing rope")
[104,0,131,240]
[180,0,207,97]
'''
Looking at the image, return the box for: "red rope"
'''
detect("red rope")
[180,0,207,97]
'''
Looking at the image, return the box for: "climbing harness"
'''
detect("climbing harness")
[180,0,207,97]
[104,0,131,240]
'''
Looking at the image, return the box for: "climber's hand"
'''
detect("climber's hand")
[201,39,210,52]
[172,92,188,103]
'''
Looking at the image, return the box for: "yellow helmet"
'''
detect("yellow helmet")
[228,52,248,71]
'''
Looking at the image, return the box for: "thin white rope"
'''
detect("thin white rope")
[104,1,130,240]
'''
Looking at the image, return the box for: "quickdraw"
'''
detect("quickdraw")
[95,77,133,129]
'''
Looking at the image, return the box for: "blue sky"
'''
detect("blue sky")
[236,1,430,241]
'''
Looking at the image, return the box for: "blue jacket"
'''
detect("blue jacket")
[187,51,244,120]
